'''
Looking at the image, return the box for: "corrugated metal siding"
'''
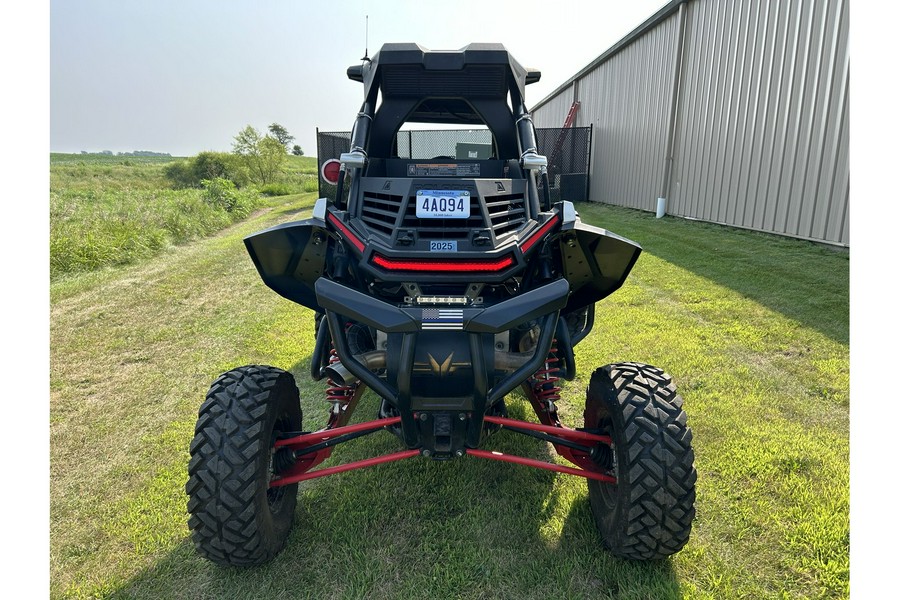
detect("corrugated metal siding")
[531,0,849,246]
[531,85,573,130]
[579,13,679,211]
[670,0,849,245]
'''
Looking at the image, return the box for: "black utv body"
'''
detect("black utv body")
[187,43,696,567]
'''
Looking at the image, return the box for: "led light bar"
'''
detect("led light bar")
[413,296,470,305]
[372,254,514,272]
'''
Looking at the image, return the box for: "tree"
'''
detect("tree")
[232,125,286,185]
[164,151,246,189]
[233,125,263,156]
[257,137,287,183]
[291,144,304,156]
[268,123,295,150]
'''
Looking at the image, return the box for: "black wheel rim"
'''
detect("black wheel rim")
[595,419,619,509]
[267,415,293,512]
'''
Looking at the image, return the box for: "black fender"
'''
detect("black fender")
[558,218,642,314]
[244,218,328,311]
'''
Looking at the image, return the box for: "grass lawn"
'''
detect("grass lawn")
[50,196,848,599]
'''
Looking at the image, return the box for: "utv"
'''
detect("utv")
[186,43,696,566]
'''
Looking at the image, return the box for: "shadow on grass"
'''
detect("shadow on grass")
[578,203,849,345]
[108,383,682,599]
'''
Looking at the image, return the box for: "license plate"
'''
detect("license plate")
[416,190,470,219]
[429,240,457,252]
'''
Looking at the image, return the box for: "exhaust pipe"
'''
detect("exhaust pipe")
[494,350,536,372]
[323,361,357,387]
[324,351,387,386]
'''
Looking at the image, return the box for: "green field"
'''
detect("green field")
[50,181,848,598]
[50,153,318,279]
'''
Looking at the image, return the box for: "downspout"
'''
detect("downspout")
[572,78,580,127]
[658,1,688,218]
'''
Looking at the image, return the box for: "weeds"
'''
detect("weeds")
[48,154,317,279]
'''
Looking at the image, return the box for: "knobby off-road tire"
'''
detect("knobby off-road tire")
[586,362,696,560]
[186,365,302,566]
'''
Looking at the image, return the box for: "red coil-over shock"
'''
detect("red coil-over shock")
[528,339,563,426]
[325,324,358,428]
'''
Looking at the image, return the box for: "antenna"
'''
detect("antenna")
[361,15,370,62]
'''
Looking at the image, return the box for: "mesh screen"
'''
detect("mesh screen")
[317,126,592,203]
[535,126,592,205]
[395,128,494,160]
[316,130,351,204]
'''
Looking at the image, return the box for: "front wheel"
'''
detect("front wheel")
[186,365,302,566]
[585,362,696,560]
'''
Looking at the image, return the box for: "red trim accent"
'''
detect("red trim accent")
[482,415,612,445]
[520,215,560,254]
[270,449,420,487]
[327,213,365,253]
[274,416,401,448]
[466,449,616,483]
[372,254,514,273]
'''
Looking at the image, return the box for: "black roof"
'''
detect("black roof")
[348,43,540,123]
[347,44,540,157]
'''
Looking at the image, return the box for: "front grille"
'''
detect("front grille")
[484,193,526,237]
[360,191,404,235]
[359,184,529,243]
[401,195,486,239]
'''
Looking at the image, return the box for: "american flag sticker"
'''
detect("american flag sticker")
[421,308,464,330]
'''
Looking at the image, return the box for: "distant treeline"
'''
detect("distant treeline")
[81,150,172,157]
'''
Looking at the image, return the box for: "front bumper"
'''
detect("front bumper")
[315,277,569,451]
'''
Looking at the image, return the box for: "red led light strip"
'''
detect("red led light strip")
[372,254,514,272]
[520,215,560,254]
[327,213,365,252]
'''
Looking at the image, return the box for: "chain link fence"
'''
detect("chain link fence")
[315,129,351,205]
[535,126,592,205]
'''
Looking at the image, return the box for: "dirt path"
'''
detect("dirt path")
[50,196,317,595]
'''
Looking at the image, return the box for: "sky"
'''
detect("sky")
[50,0,670,157]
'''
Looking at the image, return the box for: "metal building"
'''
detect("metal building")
[531,0,849,246]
